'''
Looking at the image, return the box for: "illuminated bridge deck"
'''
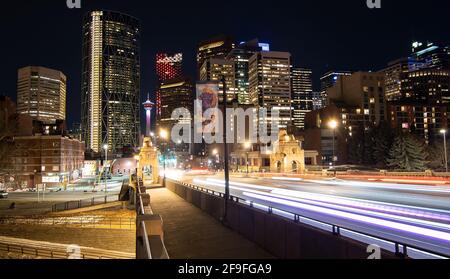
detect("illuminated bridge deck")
[148,188,274,259]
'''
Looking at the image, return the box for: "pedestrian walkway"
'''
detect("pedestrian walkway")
[148,188,274,259]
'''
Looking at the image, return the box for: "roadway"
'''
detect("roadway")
[173,171,450,258]
[3,175,126,202]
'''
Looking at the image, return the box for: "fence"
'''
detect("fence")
[51,195,118,213]
[0,216,135,230]
[0,237,135,259]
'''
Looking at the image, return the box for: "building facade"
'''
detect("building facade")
[248,51,293,129]
[81,11,141,154]
[230,129,308,174]
[387,102,449,144]
[155,53,183,119]
[304,72,386,165]
[17,66,66,124]
[226,39,266,105]
[11,135,84,188]
[197,35,235,74]
[320,70,352,108]
[291,68,313,129]
[199,58,236,103]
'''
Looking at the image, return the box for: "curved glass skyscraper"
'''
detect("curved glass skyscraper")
[81,11,141,154]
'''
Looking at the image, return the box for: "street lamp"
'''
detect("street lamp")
[159,129,168,187]
[440,129,448,173]
[103,144,108,195]
[244,142,252,175]
[328,120,338,168]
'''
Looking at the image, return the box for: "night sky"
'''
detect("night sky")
[1,0,449,130]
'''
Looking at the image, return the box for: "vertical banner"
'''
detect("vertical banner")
[196,82,219,134]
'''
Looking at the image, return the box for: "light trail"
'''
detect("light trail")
[304,179,450,194]
[242,191,450,243]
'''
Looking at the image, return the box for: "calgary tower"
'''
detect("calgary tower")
[143,93,155,137]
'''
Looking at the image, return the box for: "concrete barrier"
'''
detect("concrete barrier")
[166,180,399,259]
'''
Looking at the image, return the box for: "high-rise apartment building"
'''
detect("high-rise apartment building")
[199,58,236,103]
[17,66,66,124]
[320,71,352,108]
[291,68,313,129]
[248,51,293,129]
[81,11,141,154]
[380,57,421,101]
[197,35,235,73]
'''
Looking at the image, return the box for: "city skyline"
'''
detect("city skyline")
[1,0,450,263]
[1,0,449,130]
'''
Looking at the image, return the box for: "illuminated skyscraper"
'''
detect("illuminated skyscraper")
[199,58,236,103]
[17,66,66,124]
[249,51,293,129]
[291,68,313,129]
[81,11,141,154]
[156,53,183,119]
[197,35,235,74]
[227,39,268,105]
[156,53,183,81]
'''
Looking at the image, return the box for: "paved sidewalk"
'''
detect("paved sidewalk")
[148,188,274,259]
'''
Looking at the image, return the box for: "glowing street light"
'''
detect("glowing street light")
[440,129,448,173]
[159,129,168,140]
[328,120,338,169]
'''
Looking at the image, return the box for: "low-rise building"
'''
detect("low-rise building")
[11,135,84,188]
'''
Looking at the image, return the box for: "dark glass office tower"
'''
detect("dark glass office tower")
[81,11,141,154]
[197,35,235,74]
[291,68,313,129]
[227,39,266,105]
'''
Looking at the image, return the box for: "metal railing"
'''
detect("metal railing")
[0,240,134,259]
[51,195,119,213]
[136,176,152,259]
[171,179,449,259]
[0,216,135,230]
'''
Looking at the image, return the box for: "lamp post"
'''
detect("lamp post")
[221,75,230,223]
[103,144,108,195]
[328,120,338,170]
[160,129,168,187]
[440,129,448,173]
[244,142,251,175]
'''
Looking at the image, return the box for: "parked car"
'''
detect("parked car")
[0,190,8,199]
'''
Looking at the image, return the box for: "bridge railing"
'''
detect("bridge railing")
[134,175,169,259]
[172,178,449,259]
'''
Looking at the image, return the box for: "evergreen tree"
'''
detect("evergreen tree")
[387,132,428,171]
[372,122,393,168]
[426,141,445,171]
